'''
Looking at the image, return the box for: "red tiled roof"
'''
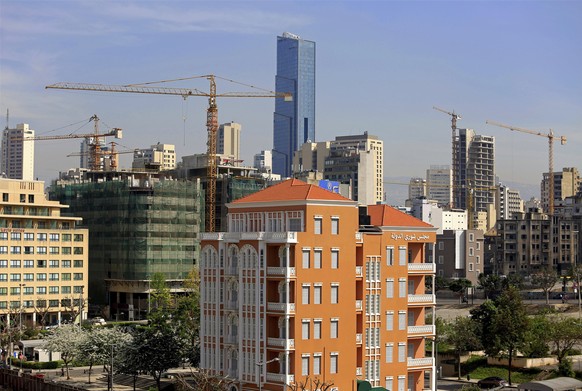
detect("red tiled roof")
[367,204,433,228]
[232,179,352,204]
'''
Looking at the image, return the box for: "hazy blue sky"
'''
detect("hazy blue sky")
[1,1,580,201]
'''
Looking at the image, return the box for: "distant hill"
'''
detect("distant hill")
[383,176,540,207]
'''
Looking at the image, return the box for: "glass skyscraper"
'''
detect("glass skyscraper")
[273,32,316,177]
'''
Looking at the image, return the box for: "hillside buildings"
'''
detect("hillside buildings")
[273,32,316,177]
[200,179,437,391]
[1,124,35,181]
[0,178,88,326]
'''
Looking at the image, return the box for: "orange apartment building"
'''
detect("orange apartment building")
[200,179,437,391]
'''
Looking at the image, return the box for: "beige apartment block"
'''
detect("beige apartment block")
[0,179,88,328]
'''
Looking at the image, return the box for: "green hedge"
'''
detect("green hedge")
[10,358,59,369]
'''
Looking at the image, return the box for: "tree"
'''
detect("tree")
[531,269,559,305]
[173,268,201,367]
[132,323,183,390]
[477,274,503,300]
[115,331,141,391]
[287,377,335,391]
[546,316,582,367]
[175,369,233,391]
[149,272,172,322]
[471,287,528,385]
[77,326,133,384]
[449,278,472,303]
[443,316,482,379]
[522,314,550,358]
[43,324,85,379]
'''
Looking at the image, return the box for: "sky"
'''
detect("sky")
[1,0,581,203]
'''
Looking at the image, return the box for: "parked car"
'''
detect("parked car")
[88,317,106,326]
[477,376,509,389]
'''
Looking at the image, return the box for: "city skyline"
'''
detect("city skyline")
[1,1,580,201]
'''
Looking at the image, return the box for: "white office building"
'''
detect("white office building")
[1,123,35,180]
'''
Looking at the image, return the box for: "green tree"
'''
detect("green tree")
[174,268,201,367]
[43,324,85,379]
[531,269,559,305]
[546,316,582,367]
[477,274,503,300]
[449,278,472,303]
[522,314,550,358]
[150,272,172,319]
[471,287,528,385]
[443,316,482,379]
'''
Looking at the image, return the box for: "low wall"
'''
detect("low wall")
[487,356,558,368]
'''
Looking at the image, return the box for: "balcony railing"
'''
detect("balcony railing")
[407,294,436,305]
[267,266,296,278]
[407,324,435,336]
[407,357,434,368]
[355,232,363,242]
[407,263,436,274]
[267,302,295,313]
[267,373,294,385]
[267,337,295,350]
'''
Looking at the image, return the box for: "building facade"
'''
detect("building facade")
[273,32,316,177]
[430,230,484,285]
[132,143,176,171]
[200,179,437,391]
[541,167,581,214]
[0,178,88,327]
[426,165,452,208]
[1,124,35,181]
[408,178,427,204]
[496,184,524,220]
[218,122,242,163]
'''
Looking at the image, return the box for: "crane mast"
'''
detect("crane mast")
[433,106,462,208]
[486,120,566,214]
[46,75,291,232]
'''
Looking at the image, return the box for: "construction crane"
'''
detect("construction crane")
[46,75,292,232]
[17,115,122,171]
[67,142,137,171]
[486,120,567,214]
[433,106,462,208]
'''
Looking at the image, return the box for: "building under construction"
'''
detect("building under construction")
[49,171,203,320]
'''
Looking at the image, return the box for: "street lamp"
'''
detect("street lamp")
[256,357,279,391]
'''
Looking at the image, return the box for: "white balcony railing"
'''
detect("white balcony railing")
[267,266,296,278]
[267,373,294,385]
[407,357,434,368]
[407,324,436,336]
[407,263,436,274]
[267,302,296,313]
[267,337,295,350]
[407,294,436,305]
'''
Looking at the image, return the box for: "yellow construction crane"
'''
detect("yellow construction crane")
[46,75,292,233]
[67,142,137,171]
[433,106,462,208]
[486,120,567,214]
[17,114,122,171]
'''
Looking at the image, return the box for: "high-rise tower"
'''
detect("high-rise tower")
[1,123,35,180]
[273,32,316,177]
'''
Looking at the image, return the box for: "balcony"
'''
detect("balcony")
[407,357,434,369]
[407,263,436,274]
[267,302,295,314]
[356,266,363,278]
[407,294,436,306]
[267,337,295,350]
[407,324,435,337]
[267,266,296,278]
[267,373,294,385]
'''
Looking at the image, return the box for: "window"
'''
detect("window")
[37,247,47,254]
[386,279,394,298]
[399,278,406,298]
[49,233,60,241]
[331,217,339,235]
[386,343,394,363]
[10,287,21,295]
[314,250,322,269]
[62,247,71,255]
[0,274,6,281]
[0,288,6,296]
[37,273,47,281]
[49,260,59,268]
[73,286,83,294]
[49,300,59,307]
[61,286,71,294]
[386,377,394,391]
[438,241,444,250]
[0,247,7,254]
[0,302,6,309]
[74,234,84,242]
[398,311,406,330]
[10,260,20,268]
[11,232,21,241]
[314,285,322,304]
[74,247,83,254]
[469,233,474,242]
[302,320,310,339]
[23,273,33,281]
[23,246,33,254]
[23,233,34,241]
[398,343,406,362]
[37,260,46,268]
[438,255,444,264]
[386,246,394,266]
[49,247,59,255]
[469,247,474,256]
[386,311,394,330]
[330,319,339,338]
[313,320,322,339]
[0,233,6,240]
[10,246,21,254]
[74,273,83,281]
[0,260,6,268]
[330,353,338,374]
[302,249,310,269]
[331,249,339,269]
[331,284,339,304]
[301,356,310,376]
[398,376,406,391]
[23,287,33,295]
[313,355,321,375]
[476,255,481,264]
[302,285,310,304]
[24,260,33,268]
[314,217,322,235]
[49,273,59,281]
[469,263,474,272]
[49,286,59,294]
[37,233,47,241]
[62,260,71,268]
[37,286,47,294]
[10,273,20,281]
[398,246,407,266]
[62,234,71,242]
[61,273,71,281]
[74,260,83,268]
